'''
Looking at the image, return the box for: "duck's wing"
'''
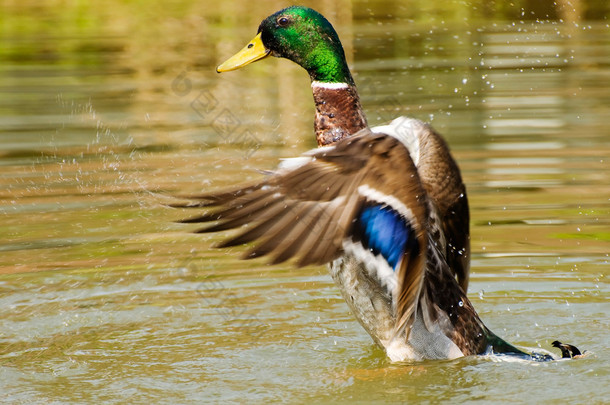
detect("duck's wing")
[372,117,470,292]
[177,129,431,336]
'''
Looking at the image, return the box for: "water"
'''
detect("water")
[1,1,609,403]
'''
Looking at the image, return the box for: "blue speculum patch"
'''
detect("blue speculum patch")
[356,204,414,270]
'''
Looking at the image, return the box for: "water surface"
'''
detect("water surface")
[1,1,608,403]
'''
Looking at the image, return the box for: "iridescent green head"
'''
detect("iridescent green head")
[217,6,354,85]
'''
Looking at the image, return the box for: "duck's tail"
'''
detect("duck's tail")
[484,332,581,361]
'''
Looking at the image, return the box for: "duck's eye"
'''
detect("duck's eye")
[277,16,290,27]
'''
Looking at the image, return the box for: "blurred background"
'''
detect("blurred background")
[1,0,608,403]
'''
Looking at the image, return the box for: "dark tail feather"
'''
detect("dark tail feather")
[484,333,583,361]
[484,332,555,362]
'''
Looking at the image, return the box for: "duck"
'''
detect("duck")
[178,6,579,362]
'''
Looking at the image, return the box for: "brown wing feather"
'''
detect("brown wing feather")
[270,202,322,264]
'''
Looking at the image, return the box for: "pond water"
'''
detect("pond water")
[1,1,609,403]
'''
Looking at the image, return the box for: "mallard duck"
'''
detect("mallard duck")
[180,6,579,361]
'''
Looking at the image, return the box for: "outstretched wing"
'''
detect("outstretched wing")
[177,129,430,336]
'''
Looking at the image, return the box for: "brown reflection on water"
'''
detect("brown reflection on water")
[0,1,608,403]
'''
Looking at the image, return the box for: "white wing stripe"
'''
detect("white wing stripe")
[357,184,419,231]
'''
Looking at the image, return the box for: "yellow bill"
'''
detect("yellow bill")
[216,33,270,73]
